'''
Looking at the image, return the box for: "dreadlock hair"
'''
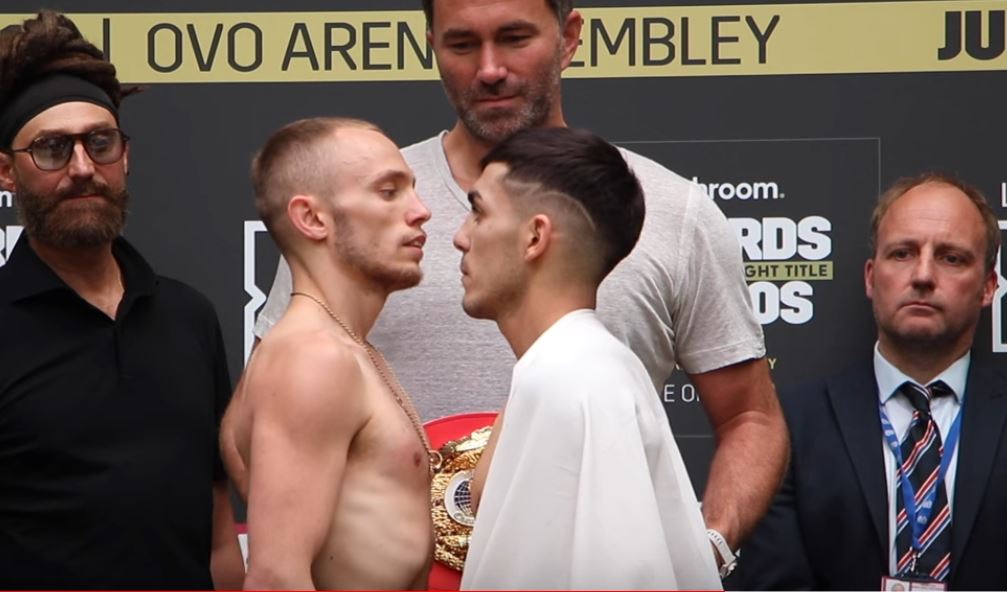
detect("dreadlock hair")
[0,10,139,110]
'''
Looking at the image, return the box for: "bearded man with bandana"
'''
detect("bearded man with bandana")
[0,11,243,589]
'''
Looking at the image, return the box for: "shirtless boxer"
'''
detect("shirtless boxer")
[220,117,434,590]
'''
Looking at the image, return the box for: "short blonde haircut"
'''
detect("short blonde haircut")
[250,117,383,250]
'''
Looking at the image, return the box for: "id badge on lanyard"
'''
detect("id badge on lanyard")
[878,399,962,580]
[882,575,948,591]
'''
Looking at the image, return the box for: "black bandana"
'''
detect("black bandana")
[0,74,117,149]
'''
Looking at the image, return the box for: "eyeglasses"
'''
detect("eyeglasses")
[8,128,129,171]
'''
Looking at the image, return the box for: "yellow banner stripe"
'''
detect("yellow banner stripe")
[745,261,834,282]
[0,2,1002,83]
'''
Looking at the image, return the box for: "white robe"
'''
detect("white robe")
[461,310,721,590]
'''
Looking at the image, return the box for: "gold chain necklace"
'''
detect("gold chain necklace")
[291,291,442,474]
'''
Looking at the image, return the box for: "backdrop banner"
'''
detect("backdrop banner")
[1,0,1004,505]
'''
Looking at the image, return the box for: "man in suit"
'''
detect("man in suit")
[739,172,1007,590]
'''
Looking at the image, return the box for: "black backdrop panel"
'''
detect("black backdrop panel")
[0,1,1004,501]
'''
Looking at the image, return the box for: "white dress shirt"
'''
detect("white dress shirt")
[873,343,966,576]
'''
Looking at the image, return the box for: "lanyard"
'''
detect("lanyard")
[879,394,963,554]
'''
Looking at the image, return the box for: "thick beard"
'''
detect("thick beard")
[446,48,563,144]
[15,182,129,249]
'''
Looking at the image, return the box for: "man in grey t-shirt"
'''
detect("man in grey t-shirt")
[255,0,788,573]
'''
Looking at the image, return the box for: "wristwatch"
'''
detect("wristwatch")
[706,528,738,579]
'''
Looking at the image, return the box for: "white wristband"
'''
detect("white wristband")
[706,528,738,579]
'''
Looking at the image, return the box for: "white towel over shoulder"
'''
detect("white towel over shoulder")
[461,310,720,590]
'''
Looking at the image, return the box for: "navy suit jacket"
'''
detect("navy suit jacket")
[739,357,1007,590]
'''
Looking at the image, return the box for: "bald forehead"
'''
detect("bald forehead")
[885,182,977,223]
[879,182,986,244]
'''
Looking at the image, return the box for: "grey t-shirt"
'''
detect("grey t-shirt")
[254,132,765,421]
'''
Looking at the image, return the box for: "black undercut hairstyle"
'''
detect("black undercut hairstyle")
[481,127,645,281]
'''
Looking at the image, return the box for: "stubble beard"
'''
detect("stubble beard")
[15,181,129,249]
[461,270,523,322]
[446,48,563,145]
[461,291,491,320]
[875,303,979,360]
[334,216,423,294]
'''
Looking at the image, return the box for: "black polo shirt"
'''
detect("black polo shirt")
[0,237,231,590]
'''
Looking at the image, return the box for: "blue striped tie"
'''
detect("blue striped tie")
[893,381,953,581]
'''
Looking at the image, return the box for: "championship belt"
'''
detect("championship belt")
[424,413,497,590]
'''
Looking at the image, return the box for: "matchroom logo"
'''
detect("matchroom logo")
[694,178,783,202]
